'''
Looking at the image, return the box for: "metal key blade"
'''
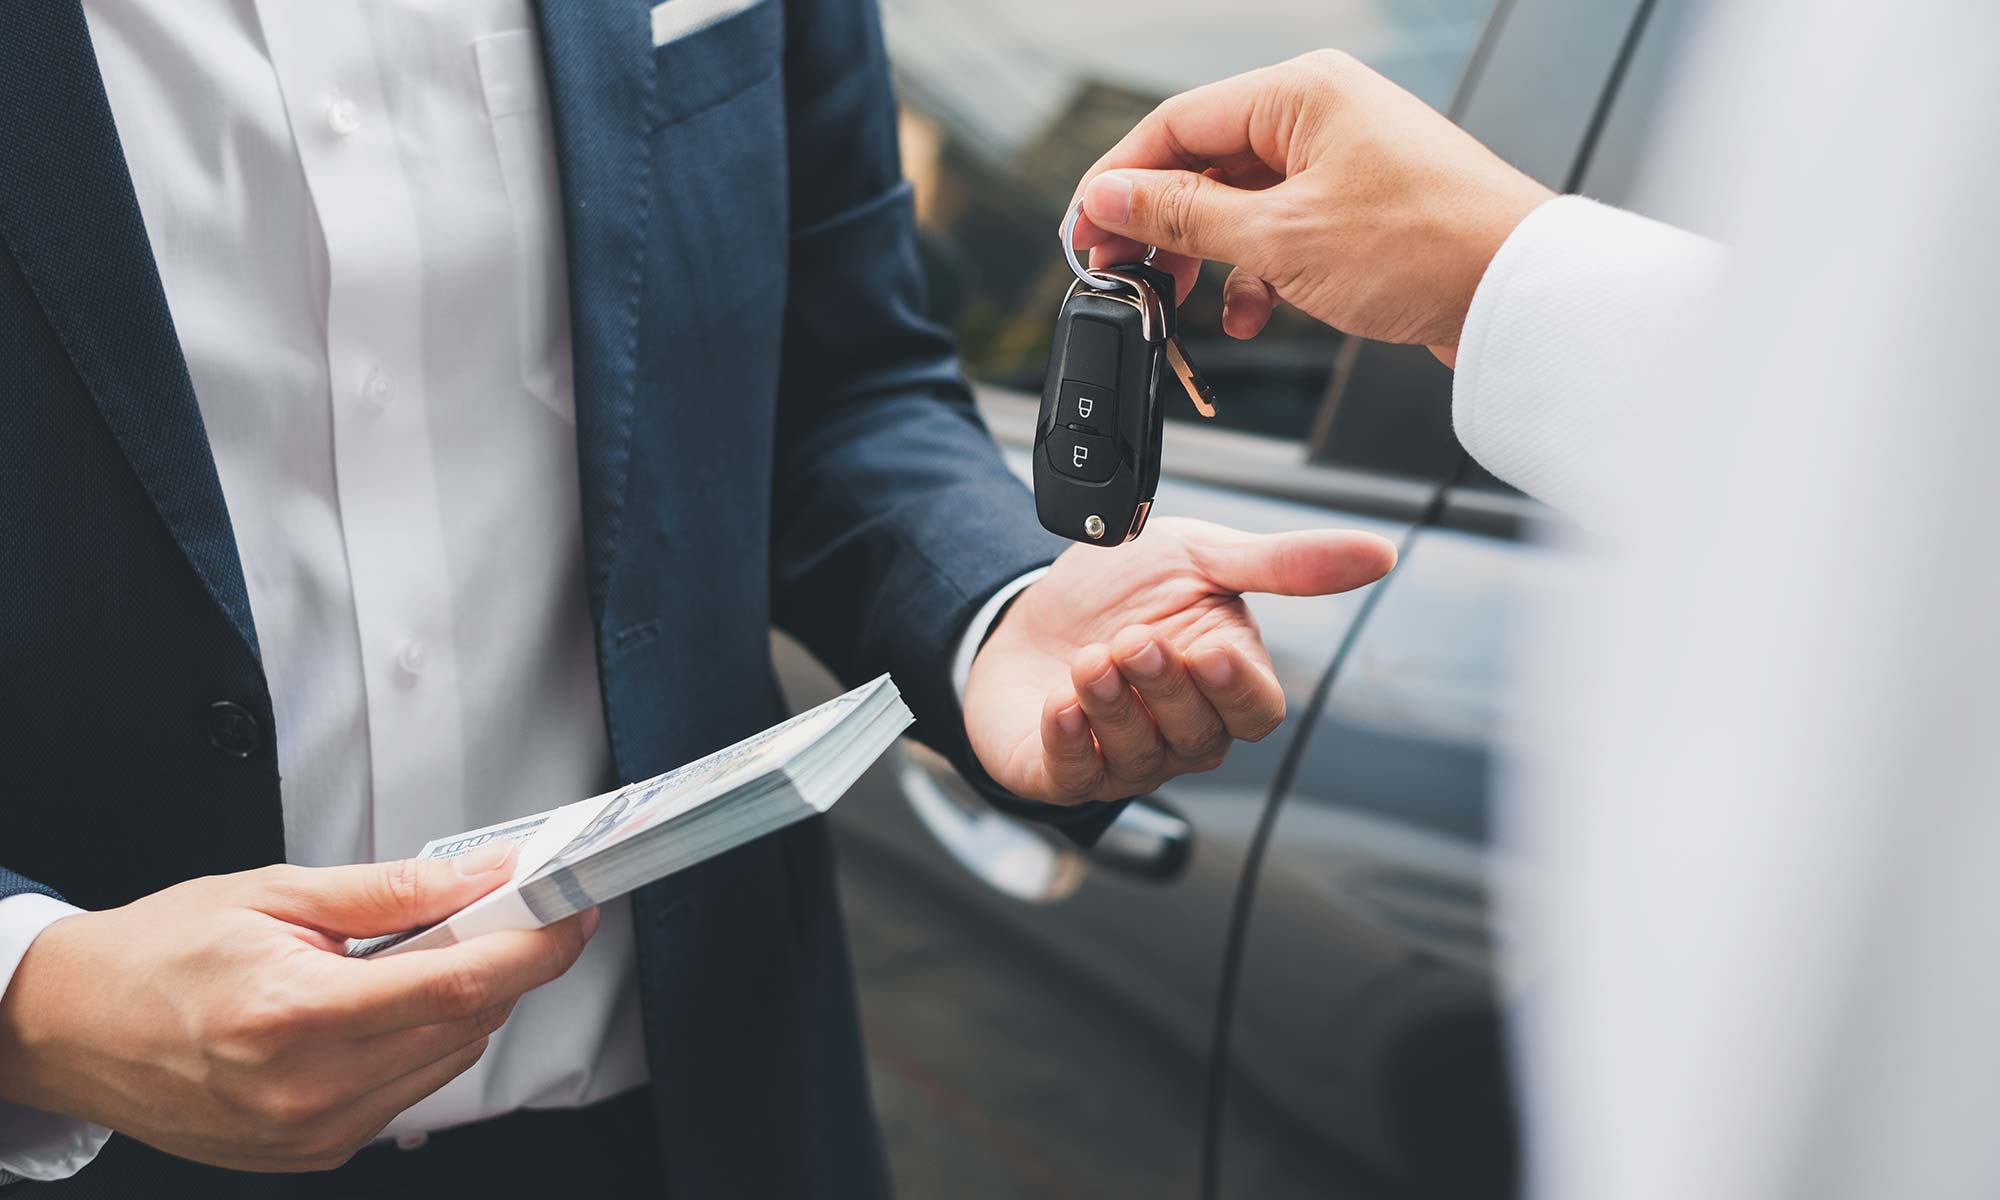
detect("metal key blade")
[1164,335,1218,418]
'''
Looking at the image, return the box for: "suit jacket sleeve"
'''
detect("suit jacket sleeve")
[766,0,1121,843]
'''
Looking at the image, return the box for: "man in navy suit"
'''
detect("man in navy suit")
[0,0,1394,1195]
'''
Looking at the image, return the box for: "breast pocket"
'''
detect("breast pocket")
[474,28,575,421]
[649,0,783,130]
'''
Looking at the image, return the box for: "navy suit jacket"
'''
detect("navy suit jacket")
[0,0,1104,1194]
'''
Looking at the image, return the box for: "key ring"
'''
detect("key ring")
[1060,193,1159,291]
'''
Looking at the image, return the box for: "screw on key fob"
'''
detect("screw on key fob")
[1033,261,1217,544]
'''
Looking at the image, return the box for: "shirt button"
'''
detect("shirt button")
[361,367,392,411]
[396,638,428,680]
[326,96,361,137]
[206,701,261,759]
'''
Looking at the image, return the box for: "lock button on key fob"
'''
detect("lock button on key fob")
[1056,380,1115,434]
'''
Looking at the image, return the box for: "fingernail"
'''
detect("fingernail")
[1121,640,1165,680]
[453,840,514,876]
[1086,666,1126,703]
[1192,650,1235,689]
[1055,705,1087,738]
[1084,172,1134,226]
[580,907,602,940]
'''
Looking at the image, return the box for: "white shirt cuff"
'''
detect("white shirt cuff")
[0,893,113,1184]
[951,568,1050,701]
[1452,194,1730,524]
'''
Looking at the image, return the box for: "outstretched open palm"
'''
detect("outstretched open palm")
[964,517,1397,805]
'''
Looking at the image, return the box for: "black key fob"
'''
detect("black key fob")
[1033,262,1176,545]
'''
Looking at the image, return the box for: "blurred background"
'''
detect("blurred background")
[775,2,1685,1198]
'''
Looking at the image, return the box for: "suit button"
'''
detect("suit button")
[207,701,261,759]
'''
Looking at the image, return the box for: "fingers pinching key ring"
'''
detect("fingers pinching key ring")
[1060,193,1158,291]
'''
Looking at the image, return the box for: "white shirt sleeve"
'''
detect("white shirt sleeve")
[1451,194,1730,524]
[951,567,1049,702]
[0,894,112,1184]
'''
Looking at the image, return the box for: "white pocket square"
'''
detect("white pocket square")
[651,0,766,47]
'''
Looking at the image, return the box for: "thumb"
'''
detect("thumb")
[1186,525,1399,597]
[1082,169,1277,276]
[251,843,520,938]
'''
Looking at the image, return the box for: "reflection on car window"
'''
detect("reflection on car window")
[883,0,1501,444]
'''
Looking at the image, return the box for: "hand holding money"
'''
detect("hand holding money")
[0,853,592,1172]
[352,675,911,958]
[0,678,908,1173]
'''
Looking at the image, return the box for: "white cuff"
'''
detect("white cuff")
[951,568,1050,701]
[1453,194,1730,524]
[0,894,113,1184]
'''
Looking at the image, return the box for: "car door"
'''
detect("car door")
[1211,3,1692,1197]
[775,459,1409,1200]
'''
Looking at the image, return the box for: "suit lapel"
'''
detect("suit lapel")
[0,0,658,661]
[533,0,663,628]
[0,0,259,658]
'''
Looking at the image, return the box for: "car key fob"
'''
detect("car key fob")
[1033,261,1217,545]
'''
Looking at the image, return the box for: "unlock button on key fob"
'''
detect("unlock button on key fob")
[1045,427,1117,483]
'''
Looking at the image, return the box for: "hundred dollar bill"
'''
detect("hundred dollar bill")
[414,811,553,863]
[348,674,910,959]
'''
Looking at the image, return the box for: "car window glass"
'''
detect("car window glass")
[1444,0,1685,497]
[1576,0,1693,213]
[883,0,1506,445]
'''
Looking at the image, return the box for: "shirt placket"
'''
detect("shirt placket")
[254,1,466,860]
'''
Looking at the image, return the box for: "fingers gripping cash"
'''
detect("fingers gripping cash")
[350,676,910,957]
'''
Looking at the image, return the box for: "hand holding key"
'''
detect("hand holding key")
[962,517,1396,804]
[1066,49,1553,366]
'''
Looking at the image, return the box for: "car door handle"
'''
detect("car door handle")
[898,747,1193,899]
[1087,797,1192,881]
[899,748,1086,903]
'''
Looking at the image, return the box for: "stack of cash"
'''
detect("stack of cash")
[349,674,911,958]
